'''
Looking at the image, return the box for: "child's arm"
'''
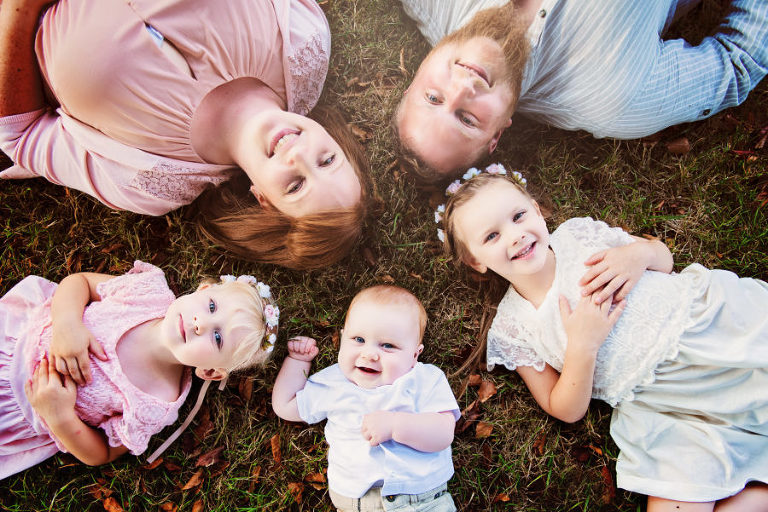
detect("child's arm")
[271,336,319,422]
[50,273,113,385]
[361,410,455,452]
[517,294,625,423]
[580,236,673,304]
[25,356,129,465]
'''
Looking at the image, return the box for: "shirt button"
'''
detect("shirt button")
[701,109,711,116]
[538,9,547,17]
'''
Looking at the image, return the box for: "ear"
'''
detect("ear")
[464,254,488,274]
[532,199,543,217]
[249,185,272,209]
[415,344,424,358]
[195,367,228,381]
[488,119,511,154]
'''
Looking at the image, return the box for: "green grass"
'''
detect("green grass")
[1,0,767,510]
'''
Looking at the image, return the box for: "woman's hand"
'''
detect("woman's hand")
[50,319,107,386]
[559,294,625,356]
[286,336,319,362]
[25,355,78,426]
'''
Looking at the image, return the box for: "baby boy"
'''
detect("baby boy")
[272,285,460,512]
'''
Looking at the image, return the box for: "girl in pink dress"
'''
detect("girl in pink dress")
[0,261,279,479]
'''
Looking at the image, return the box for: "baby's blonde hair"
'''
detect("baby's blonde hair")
[347,285,427,343]
[202,279,274,373]
[442,173,534,267]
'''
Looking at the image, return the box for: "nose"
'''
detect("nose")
[284,143,311,172]
[361,346,379,361]
[193,316,205,335]
[503,225,525,256]
[446,79,474,110]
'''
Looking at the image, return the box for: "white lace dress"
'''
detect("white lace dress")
[488,217,768,501]
[0,261,191,480]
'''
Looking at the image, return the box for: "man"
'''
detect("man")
[394,0,768,179]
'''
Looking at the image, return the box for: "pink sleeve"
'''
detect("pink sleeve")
[0,109,190,215]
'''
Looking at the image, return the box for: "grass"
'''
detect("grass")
[1,0,767,510]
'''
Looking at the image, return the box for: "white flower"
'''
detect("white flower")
[264,304,279,328]
[437,228,445,243]
[462,167,481,181]
[512,171,527,185]
[256,282,272,298]
[267,333,276,345]
[445,180,462,195]
[434,204,445,223]
[220,274,236,283]
[485,163,507,175]
[237,275,258,285]
[265,342,275,354]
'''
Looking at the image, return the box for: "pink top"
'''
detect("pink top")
[12,261,191,455]
[0,0,330,215]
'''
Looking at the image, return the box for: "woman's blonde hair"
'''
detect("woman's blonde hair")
[195,106,374,270]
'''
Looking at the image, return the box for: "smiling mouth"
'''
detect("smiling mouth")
[356,366,380,374]
[511,242,536,260]
[456,61,490,87]
[269,130,300,157]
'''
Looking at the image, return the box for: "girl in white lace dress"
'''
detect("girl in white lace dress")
[0,261,278,480]
[438,166,768,511]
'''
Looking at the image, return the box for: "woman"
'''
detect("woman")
[0,0,372,269]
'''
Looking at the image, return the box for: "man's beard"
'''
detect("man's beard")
[435,2,530,106]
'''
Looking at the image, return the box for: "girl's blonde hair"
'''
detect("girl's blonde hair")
[200,278,277,373]
[195,106,374,270]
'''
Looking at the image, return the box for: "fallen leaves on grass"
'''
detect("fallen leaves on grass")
[238,377,253,402]
[195,446,225,467]
[532,432,547,456]
[191,500,204,512]
[601,466,616,504]
[142,458,164,470]
[181,469,204,491]
[348,124,373,142]
[102,497,124,512]
[361,246,377,267]
[665,137,691,155]
[88,480,113,500]
[492,493,511,503]
[475,421,493,438]
[270,434,282,467]
[477,380,497,403]
[288,482,304,504]
[159,502,178,512]
[399,48,408,77]
[304,472,326,490]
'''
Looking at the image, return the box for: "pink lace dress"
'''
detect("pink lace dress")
[0,0,331,215]
[0,261,192,480]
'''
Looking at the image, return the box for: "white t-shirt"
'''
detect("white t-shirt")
[296,362,460,498]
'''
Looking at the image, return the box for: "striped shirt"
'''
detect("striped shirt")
[400,0,768,138]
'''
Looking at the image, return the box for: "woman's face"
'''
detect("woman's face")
[243,110,361,217]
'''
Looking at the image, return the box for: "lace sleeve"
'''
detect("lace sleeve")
[486,301,545,372]
[560,217,636,251]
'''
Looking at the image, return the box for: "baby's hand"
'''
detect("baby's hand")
[559,294,625,356]
[580,244,648,304]
[286,336,319,362]
[25,356,77,426]
[361,411,397,446]
[50,319,107,386]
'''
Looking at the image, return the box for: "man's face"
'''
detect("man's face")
[397,37,516,177]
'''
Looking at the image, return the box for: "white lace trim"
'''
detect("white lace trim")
[129,161,233,205]
[285,32,328,115]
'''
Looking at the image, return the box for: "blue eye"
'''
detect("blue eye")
[320,154,335,167]
[459,113,475,127]
[513,211,525,222]
[354,336,365,344]
[425,92,440,104]
[214,330,222,348]
[484,232,498,243]
[209,299,216,313]
[287,178,304,194]
[381,343,395,350]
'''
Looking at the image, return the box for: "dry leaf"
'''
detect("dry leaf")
[468,374,482,387]
[102,497,125,512]
[249,466,262,493]
[475,421,494,438]
[270,434,282,466]
[88,482,113,500]
[572,446,590,463]
[665,137,691,155]
[192,406,214,441]
[408,272,423,281]
[304,472,326,490]
[532,433,547,456]
[601,466,616,504]
[348,124,372,142]
[345,76,360,87]
[191,500,204,512]
[238,377,253,402]
[380,275,395,284]
[143,457,164,470]
[477,380,497,403]
[399,47,408,77]
[332,331,340,349]
[492,493,510,503]
[361,246,377,267]
[100,243,124,254]
[164,461,182,472]
[181,469,204,491]
[196,446,225,468]
[159,503,178,512]
[588,444,603,456]
[287,482,304,504]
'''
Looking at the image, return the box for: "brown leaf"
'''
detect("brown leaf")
[477,380,497,403]
[164,461,182,472]
[159,503,178,512]
[588,444,603,456]
[332,331,340,349]
[270,434,282,466]
[192,406,213,441]
[348,124,373,142]
[572,445,591,463]
[475,421,494,439]
[492,493,511,503]
[304,472,326,490]
[142,458,164,470]
[102,497,125,512]
[468,374,482,387]
[532,433,547,456]
[399,47,408,78]
[287,482,304,504]
[361,246,377,267]
[191,500,204,512]
[601,466,616,504]
[238,377,253,402]
[665,137,691,155]
[195,446,225,468]
[89,482,113,500]
[380,275,396,284]
[345,76,360,87]
[181,469,204,491]
[408,272,423,281]
[249,466,263,493]
[100,243,124,254]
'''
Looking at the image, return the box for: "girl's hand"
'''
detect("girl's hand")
[559,294,625,356]
[286,336,319,362]
[361,411,396,446]
[50,320,107,386]
[580,244,650,304]
[24,356,78,426]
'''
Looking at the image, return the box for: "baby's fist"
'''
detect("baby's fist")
[287,336,319,362]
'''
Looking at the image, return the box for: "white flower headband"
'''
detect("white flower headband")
[219,274,279,353]
[434,163,527,242]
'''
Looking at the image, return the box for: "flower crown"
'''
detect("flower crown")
[219,275,279,353]
[434,163,527,242]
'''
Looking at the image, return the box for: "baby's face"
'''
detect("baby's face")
[338,299,424,389]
